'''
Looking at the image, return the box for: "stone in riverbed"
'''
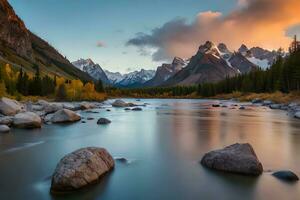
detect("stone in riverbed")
[295,112,300,119]
[132,107,142,111]
[0,125,10,133]
[252,98,263,104]
[0,116,13,126]
[272,171,299,182]
[97,118,111,125]
[50,147,114,193]
[212,104,220,108]
[269,104,282,109]
[0,97,23,116]
[112,100,128,107]
[51,109,81,123]
[13,112,42,129]
[201,143,263,176]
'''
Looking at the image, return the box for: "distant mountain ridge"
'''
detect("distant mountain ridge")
[0,0,92,81]
[72,58,110,84]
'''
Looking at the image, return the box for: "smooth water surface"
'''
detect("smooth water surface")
[1,99,300,200]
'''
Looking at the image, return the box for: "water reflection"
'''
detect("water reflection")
[0,99,300,199]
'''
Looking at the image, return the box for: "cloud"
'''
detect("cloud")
[127,0,300,61]
[286,23,300,38]
[96,41,106,48]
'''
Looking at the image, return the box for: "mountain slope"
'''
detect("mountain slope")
[104,70,124,84]
[0,0,92,81]
[72,58,110,83]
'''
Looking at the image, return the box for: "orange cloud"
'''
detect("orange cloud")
[127,0,300,61]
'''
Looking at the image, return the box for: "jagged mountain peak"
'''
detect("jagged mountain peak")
[218,43,231,54]
[72,58,110,83]
[238,44,249,54]
[198,41,221,57]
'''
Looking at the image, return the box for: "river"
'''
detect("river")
[0,99,300,200]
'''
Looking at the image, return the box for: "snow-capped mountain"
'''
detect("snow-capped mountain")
[72,58,110,84]
[115,69,155,88]
[104,70,124,84]
[238,44,279,69]
[144,57,188,87]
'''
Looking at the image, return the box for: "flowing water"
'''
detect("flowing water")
[1,99,300,200]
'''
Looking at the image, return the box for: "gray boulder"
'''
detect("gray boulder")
[63,103,81,111]
[97,118,111,125]
[0,125,10,133]
[272,171,299,182]
[51,109,81,123]
[269,104,282,109]
[50,147,114,193]
[0,116,13,126]
[13,112,42,129]
[262,100,273,106]
[201,143,263,176]
[252,98,263,104]
[44,103,63,114]
[112,100,128,107]
[295,112,300,119]
[0,97,23,116]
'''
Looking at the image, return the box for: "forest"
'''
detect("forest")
[0,64,105,101]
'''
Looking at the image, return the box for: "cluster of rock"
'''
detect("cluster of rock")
[251,98,300,119]
[201,143,299,182]
[0,97,105,132]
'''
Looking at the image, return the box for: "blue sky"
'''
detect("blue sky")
[9,0,237,73]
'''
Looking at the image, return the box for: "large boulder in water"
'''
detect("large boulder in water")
[0,97,23,116]
[50,147,114,193]
[51,109,81,123]
[201,143,263,176]
[13,112,42,129]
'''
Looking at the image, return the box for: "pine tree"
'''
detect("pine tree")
[95,80,104,93]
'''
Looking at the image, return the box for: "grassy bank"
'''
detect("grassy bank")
[212,91,300,104]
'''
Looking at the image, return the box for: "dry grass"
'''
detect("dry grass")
[213,91,300,103]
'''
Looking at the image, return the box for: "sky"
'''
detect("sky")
[9,0,300,74]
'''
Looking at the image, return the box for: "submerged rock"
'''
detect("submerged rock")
[239,106,246,110]
[124,108,131,111]
[13,112,42,129]
[0,125,10,133]
[97,118,111,125]
[0,97,23,116]
[272,171,299,182]
[50,147,114,193]
[51,109,81,123]
[262,100,273,106]
[201,143,263,176]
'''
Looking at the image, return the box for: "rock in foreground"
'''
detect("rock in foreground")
[13,112,42,128]
[272,171,299,182]
[50,147,114,193]
[201,143,263,176]
[51,109,81,123]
